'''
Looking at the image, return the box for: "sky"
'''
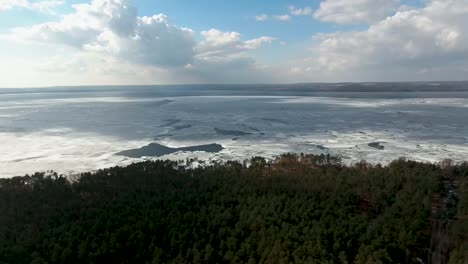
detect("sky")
[0,0,467,87]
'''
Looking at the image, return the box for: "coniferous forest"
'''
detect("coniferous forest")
[0,154,467,264]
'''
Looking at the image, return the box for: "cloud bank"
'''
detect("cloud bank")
[314,0,401,24]
[5,0,275,84]
[12,0,195,67]
[287,0,468,81]
[1,0,468,86]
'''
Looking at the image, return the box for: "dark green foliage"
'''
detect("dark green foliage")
[0,155,466,264]
[448,162,468,264]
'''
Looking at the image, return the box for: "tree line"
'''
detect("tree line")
[0,154,467,263]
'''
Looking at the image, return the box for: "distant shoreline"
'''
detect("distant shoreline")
[1,81,468,93]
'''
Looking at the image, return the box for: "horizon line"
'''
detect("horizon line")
[1,80,468,89]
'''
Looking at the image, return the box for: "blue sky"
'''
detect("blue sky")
[0,0,467,87]
[0,0,358,41]
[136,0,331,39]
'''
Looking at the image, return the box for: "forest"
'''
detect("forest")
[0,154,467,264]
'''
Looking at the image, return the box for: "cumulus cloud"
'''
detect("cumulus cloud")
[244,36,275,49]
[10,0,195,67]
[289,6,313,16]
[314,0,401,24]
[3,0,277,85]
[291,0,468,81]
[195,29,274,63]
[84,14,195,67]
[6,0,467,85]
[180,29,277,83]
[0,0,63,14]
[7,0,277,76]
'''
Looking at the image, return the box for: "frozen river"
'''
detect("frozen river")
[1,84,468,177]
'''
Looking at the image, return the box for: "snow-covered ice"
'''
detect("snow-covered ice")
[1,86,468,177]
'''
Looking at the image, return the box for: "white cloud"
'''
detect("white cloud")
[1,0,277,86]
[195,29,274,62]
[255,14,268,21]
[289,6,312,16]
[258,6,312,22]
[0,0,63,14]
[274,14,291,22]
[85,14,195,67]
[4,0,468,85]
[10,0,195,67]
[182,29,276,83]
[197,29,241,51]
[244,36,275,49]
[7,0,277,73]
[287,0,468,81]
[29,0,63,14]
[314,0,401,24]
[258,6,312,23]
